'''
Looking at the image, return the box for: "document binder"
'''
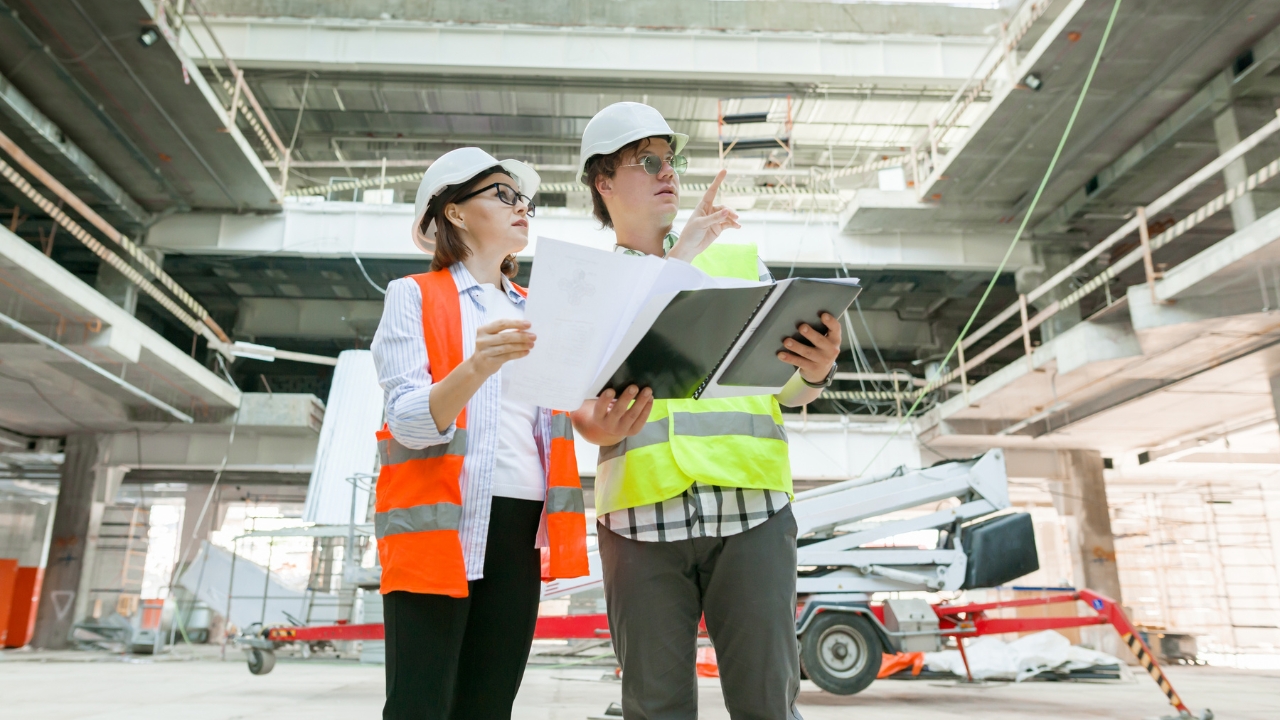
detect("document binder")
[595,277,862,400]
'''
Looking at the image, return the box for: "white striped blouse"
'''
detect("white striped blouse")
[371,263,554,581]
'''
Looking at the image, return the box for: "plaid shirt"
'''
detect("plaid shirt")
[601,235,788,542]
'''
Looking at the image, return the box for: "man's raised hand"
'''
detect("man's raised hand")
[667,169,741,262]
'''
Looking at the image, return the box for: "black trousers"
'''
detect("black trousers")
[383,497,544,720]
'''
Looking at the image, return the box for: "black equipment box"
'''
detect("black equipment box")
[961,512,1040,589]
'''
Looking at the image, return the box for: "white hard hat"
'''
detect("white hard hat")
[576,102,689,186]
[411,147,540,253]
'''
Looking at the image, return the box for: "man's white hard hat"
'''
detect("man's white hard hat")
[411,147,540,253]
[576,102,689,187]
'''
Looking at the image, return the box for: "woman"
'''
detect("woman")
[370,147,589,720]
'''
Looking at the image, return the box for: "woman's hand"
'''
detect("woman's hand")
[667,170,741,263]
[468,319,536,378]
[778,312,842,384]
[570,385,654,447]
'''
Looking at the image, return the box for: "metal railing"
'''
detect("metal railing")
[154,0,288,167]
[918,108,1280,398]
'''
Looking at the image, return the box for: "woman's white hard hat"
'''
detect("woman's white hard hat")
[576,102,689,186]
[411,147,540,254]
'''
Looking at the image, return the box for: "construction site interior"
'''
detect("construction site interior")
[1,1,1279,719]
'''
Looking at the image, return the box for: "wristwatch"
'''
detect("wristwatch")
[801,363,838,389]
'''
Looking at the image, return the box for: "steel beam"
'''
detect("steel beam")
[182,16,991,87]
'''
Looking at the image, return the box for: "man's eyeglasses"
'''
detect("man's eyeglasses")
[457,182,536,217]
[623,154,689,176]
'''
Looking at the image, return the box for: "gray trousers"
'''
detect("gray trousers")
[598,507,802,720]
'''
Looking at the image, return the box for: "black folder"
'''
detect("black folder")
[598,277,862,399]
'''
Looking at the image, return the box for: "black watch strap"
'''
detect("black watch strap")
[801,364,837,389]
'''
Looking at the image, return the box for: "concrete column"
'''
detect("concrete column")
[1213,106,1258,231]
[179,485,221,569]
[31,435,102,649]
[1051,449,1125,657]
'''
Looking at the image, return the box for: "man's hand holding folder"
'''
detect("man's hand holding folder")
[778,312,843,386]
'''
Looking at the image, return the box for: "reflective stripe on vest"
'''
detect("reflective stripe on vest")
[551,413,574,440]
[594,243,793,516]
[378,430,468,466]
[546,486,585,515]
[375,502,463,538]
[597,412,785,464]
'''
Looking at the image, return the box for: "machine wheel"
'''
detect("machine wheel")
[247,648,277,675]
[800,612,881,695]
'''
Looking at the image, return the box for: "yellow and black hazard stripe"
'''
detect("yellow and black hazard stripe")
[1121,632,1187,711]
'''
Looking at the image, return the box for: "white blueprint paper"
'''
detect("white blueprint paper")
[505,238,663,410]
[505,237,760,409]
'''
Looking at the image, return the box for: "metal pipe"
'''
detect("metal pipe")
[0,155,215,344]
[0,128,228,342]
[218,341,339,367]
[0,310,194,423]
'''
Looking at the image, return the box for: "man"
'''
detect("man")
[570,102,842,720]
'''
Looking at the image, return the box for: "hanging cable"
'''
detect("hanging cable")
[352,251,387,295]
[857,0,1126,475]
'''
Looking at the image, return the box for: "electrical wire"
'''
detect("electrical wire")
[0,367,95,430]
[856,0,1126,475]
[352,251,387,295]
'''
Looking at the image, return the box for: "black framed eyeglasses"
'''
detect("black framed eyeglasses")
[623,154,689,176]
[457,182,536,217]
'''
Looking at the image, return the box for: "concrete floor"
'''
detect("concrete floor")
[1,649,1276,719]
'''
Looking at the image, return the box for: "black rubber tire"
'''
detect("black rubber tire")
[247,648,276,675]
[799,613,881,695]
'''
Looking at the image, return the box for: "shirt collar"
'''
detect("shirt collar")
[615,232,679,258]
[448,262,524,305]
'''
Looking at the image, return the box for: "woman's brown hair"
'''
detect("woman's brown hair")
[421,165,519,278]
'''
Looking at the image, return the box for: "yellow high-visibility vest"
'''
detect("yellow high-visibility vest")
[595,243,792,515]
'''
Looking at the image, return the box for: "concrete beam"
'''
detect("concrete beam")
[0,69,149,227]
[99,393,325,473]
[1052,310,1142,376]
[194,0,1003,36]
[183,16,991,88]
[235,297,384,339]
[146,203,1036,272]
[0,226,239,430]
[1153,202,1280,303]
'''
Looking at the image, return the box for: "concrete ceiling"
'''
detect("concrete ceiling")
[918,0,1280,240]
[0,0,280,228]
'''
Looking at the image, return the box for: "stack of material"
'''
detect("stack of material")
[359,591,385,665]
[303,350,384,526]
[924,630,1125,682]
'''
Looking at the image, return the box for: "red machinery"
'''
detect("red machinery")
[242,589,1208,720]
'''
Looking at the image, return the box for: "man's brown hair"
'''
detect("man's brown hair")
[582,137,661,229]
[420,165,518,278]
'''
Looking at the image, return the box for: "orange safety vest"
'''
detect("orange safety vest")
[375,269,589,597]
